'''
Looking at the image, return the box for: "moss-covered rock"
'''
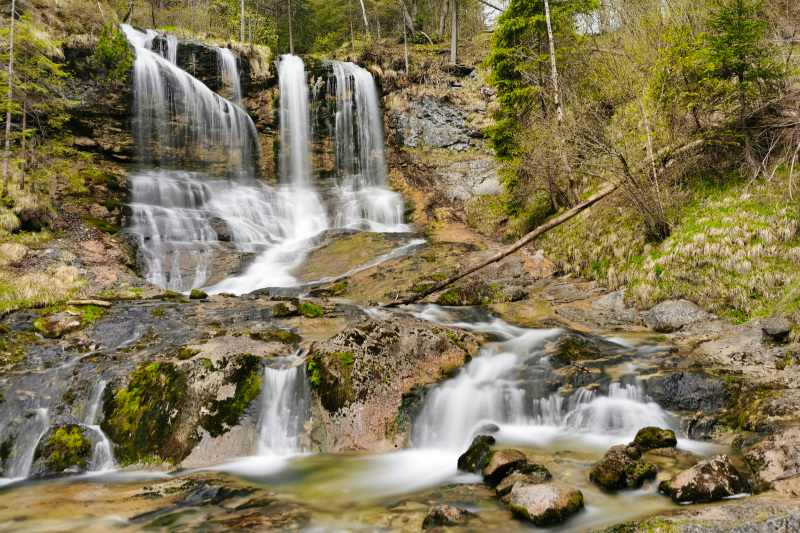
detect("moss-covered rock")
[659,454,748,503]
[482,449,528,486]
[457,434,495,473]
[633,427,677,452]
[33,305,106,339]
[101,362,189,466]
[247,330,302,345]
[299,302,323,318]
[589,445,657,491]
[547,333,622,368]
[33,425,92,475]
[189,289,208,300]
[508,482,584,527]
[200,354,262,437]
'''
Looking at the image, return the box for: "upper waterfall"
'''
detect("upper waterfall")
[217,47,243,107]
[277,55,313,189]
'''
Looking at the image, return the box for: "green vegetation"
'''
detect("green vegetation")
[91,23,134,86]
[150,308,166,317]
[246,329,302,344]
[189,289,208,299]
[35,425,92,472]
[200,354,262,437]
[299,301,324,318]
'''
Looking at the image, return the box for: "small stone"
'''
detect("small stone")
[659,454,748,503]
[633,427,677,452]
[496,463,551,502]
[643,299,709,332]
[508,482,584,527]
[482,449,527,486]
[761,318,790,343]
[421,505,474,529]
[457,435,495,473]
[190,289,208,300]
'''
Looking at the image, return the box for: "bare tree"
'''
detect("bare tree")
[450,0,457,62]
[287,0,294,54]
[240,0,245,41]
[3,0,17,182]
[357,0,370,36]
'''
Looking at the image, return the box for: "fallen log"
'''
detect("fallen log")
[66,299,112,308]
[383,184,617,308]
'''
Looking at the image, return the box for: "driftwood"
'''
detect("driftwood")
[66,299,112,308]
[383,184,617,307]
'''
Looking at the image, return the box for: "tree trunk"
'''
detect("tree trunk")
[357,0,370,37]
[384,184,618,307]
[3,0,16,183]
[19,98,25,189]
[287,0,294,54]
[438,0,448,40]
[123,0,134,24]
[543,0,578,205]
[450,0,457,63]
[401,13,409,74]
[348,0,355,50]
[240,0,245,41]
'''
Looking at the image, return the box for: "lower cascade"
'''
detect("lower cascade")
[257,355,313,456]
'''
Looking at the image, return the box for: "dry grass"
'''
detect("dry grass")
[0,206,20,233]
[0,264,85,315]
[540,170,800,328]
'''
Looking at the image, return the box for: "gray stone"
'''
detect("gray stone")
[761,318,790,343]
[589,445,657,490]
[659,454,748,503]
[633,427,677,451]
[643,299,709,332]
[422,505,475,529]
[392,96,469,149]
[482,449,528,485]
[508,482,584,527]
[643,372,724,413]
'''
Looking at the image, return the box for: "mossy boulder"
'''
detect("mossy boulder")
[271,302,299,318]
[32,425,93,475]
[457,434,495,473]
[547,333,622,368]
[659,454,748,503]
[33,305,106,339]
[199,354,262,437]
[633,426,677,452]
[436,280,526,306]
[102,362,190,466]
[248,330,302,345]
[589,445,657,491]
[190,289,208,300]
[482,449,528,486]
[496,464,553,502]
[508,482,584,527]
[422,505,475,529]
[299,302,323,318]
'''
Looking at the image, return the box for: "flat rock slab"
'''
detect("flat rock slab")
[508,482,584,527]
[643,299,709,332]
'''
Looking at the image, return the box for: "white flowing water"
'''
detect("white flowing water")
[3,408,49,480]
[217,47,243,106]
[84,382,116,472]
[257,355,313,456]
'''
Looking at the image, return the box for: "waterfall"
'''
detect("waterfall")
[411,307,675,451]
[277,55,313,189]
[326,61,407,231]
[84,381,116,472]
[4,408,49,479]
[257,356,312,455]
[217,47,243,106]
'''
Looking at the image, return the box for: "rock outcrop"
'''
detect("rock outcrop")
[589,444,657,490]
[421,505,475,529]
[632,426,677,452]
[643,299,709,332]
[508,482,584,527]
[457,434,495,473]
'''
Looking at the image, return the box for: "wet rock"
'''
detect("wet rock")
[643,299,709,332]
[496,464,552,502]
[209,217,232,242]
[589,445,657,490]
[547,332,624,368]
[436,279,527,306]
[659,454,748,503]
[457,435,495,473]
[307,317,481,451]
[30,424,93,476]
[761,318,790,343]
[482,449,527,485]
[190,289,208,300]
[33,311,82,338]
[508,482,584,527]
[686,413,720,441]
[421,505,475,529]
[633,427,677,452]
[643,372,724,413]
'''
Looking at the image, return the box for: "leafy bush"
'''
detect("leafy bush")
[92,23,133,86]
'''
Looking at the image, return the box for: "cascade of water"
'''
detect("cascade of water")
[122,24,259,174]
[278,55,313,188]
[257,355,312,455]
[4,408,49,479]
[217,47,243,106]
[325,61,407,231]
[84,381,116,472]
[411,306,675,452]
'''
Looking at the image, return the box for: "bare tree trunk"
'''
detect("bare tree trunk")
[192,0,197,34]
[438,0,448,40]
[450,0,457,63]
[544,0,578,205]
[348,0,355,50]
[357,0,370,37]
[384,184,618,307]
[240,0,245,41]
[401,10,409,74]
[3,0,17,183]
[124,0,134,23]
[287,0,294,54]
[19,99,25,188]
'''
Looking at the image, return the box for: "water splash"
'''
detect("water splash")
[217,47,243,106]
[3,408,49,480]
[84,381,116,472]
[257,355,312,455]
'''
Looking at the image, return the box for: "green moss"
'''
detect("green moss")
[101,362,189,466]
[151,308,166,317]
[299,302,324,318]
[625,461,658,488]
[189,289,208,300]
[83,216,120,234]
[438,290,459,305]
[776,352,794,370]
[203,358,214,369]
[200,354,262,437]
[37,425,92,472]
[307,351,358,412]
[246,330,302,344]
[161,291,189,303]
[177,348,199,360]
[326,281,348,296]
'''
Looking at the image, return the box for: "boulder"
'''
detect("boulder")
[482,449,528,485]
[761,318,790,343]
[496,464,552,502]
[633,427,677,452]
[421,505,475,529]
[643,299,709,332]
[457,435,495,473]
[190,289,208,300]
[508,482,584,527]
[659,454,748,503]
[30,424,93,476]
[643,372,724,413]
[589,445,657,490]
[547,332,624,368]
[33,311,82,338]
